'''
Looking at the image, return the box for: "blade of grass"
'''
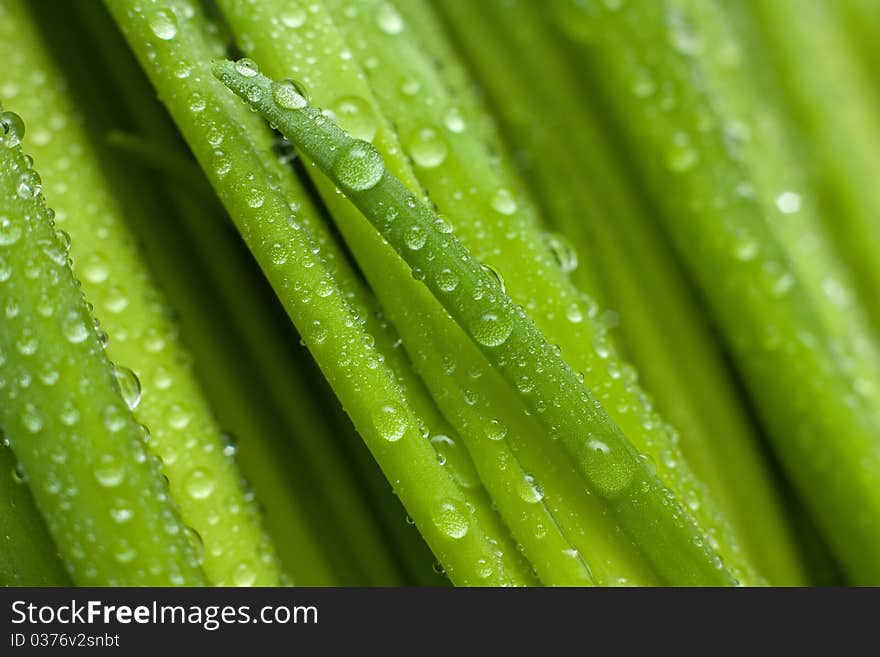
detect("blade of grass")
[552,0,880,584]
[0,447,70,585]
[215,59,746,586]
[107,0,532,586]
[0,109,205,585]
[743,0,880,331]
[216,0,653,585]
[0,0,282,586]
[435,0,805,585]
[72,0,399,584]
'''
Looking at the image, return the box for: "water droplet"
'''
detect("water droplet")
[486,418,507,441]
[631,68,656,97]
[668,10,702,56]
[234,58,260,78]
[269,242,289,266]
[61,310,89,344]
[0,111,25,148]
[472,312,513,347]
[404,224,427,250]
[272,79,308,110]
[280,8,307,28]
[246,188,265,208]
[168,403,191,429]
[582,433,636,499]
[775,191,801,214]
[112,365,142,411]
[82,252,110,284]
[433,499,469,539]
[94,454,125,487]
[376,2,405,34]
[371,402,408,442]
[407,127,448,168]
[21,404,43,433]
[12,462,28,484]
[332,140,384,191]
[231,561,257,586]
[518,473,545,504]
[491,188,517,215]
[149,8,178,40]
[666,132,699,172]
[544,233,578,273]
[185,526,205,566]
[16,170,41,199]
[436,268,459,292]
[113,539,137,564]
[331,96,376,141]
[110,506,134,523]
[186,468,216,499]
[0,216,22,246]
[443,107,466,133]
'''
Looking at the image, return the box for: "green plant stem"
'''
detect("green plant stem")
[217,0,652,586]
[107,0,532,586]
[0,448,70,585]
[553,0,880,584]
[436,0,805,586]
[79,0,402,583]
[0,0,281,586]
[744,0,880,331]
[0,110,205,586]
[216,60,744,586]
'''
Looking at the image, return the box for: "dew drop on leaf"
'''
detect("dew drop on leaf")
[433,499,469,539]
[472,311,513,347]
[149,8,178,40]
[371,402,408,442]
[186,467,217,500]
[93,454,125,488]
[272,79,308,110]
[112,364,142,411]
[234,58,260,77]
[376,2,405,35]
[407,127,448,168]
[332,140,384,191]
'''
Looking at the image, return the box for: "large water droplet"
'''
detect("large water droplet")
[234,58,260,78]
[371,402,408,442]
[775,191,801,215]
[407,127,448,168]
[491,188,517,215]
[61,310,89,344]
[332,96,376,141]
[272,79,308,110]
[332,140,384,191]
[518,474,545,504]
[149,8,178,40]
[433,499,469,539]
[280,7,307,28]
[186,468,216,499]
[94,454,125,487]
[582,433,636,499]
[17,170,41,199]
[486,418,508,441]
[0,111,25,148]
[436,268,459,293]
[404,224,427,250]
[472,312,513,347]
[0,216,22,246]
[376,2,405,34]
[112,364,142,411]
